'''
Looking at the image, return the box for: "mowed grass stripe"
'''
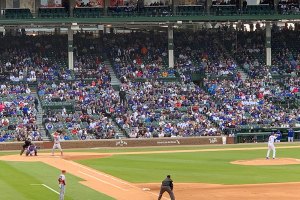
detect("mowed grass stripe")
[0,161,58,200]
[77,148,300,185]
[0,178,35,200]
[0,161,114,200]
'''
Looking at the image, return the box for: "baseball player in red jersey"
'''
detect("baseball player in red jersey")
[58,170,66,200]
[52,131,63,156]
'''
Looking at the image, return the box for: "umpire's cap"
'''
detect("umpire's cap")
[167,175,171,178]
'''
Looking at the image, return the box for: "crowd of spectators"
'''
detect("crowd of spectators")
[113,80,221,138]
[44,109,117,140]
[75,0,103,7]
[0,84,41,142]
[0,27,300,141]
[204,76,300,129]
[107,32,173,79]
[37,72,120,140]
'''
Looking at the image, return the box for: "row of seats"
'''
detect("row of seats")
[3,4,297,19]
[4,8,32,19]
[211,5,275,15]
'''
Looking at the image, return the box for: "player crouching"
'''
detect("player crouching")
[26,143,38,156]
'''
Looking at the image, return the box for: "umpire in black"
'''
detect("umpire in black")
[158,175,175,200]
[20,137,32,156]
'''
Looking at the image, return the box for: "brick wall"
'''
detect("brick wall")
[0,136,235,151]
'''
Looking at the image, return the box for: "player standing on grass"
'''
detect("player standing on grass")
[52,130,63,156]
[58,170,66,200]
[266,132,277,159]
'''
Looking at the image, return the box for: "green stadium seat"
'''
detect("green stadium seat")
[73,7,103,18]
[5,8,33,19]
[39,7,68,18]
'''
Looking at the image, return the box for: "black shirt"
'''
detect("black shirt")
[161,177,173,190]
[119,91,126,98]
[24,140,32,147]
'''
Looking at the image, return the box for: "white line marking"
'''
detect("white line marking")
[30,184,60,195]
[66,160,170,199]
[64,160,131,186]
[42,184,60,195]
[79,171,129,191]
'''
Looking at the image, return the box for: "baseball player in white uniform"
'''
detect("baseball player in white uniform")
[52,131,63,156]
[58,170,66,200]
[266,132,277,159]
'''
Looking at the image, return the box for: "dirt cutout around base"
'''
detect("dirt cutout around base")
[2,148,300,200]
[231,158,300,166]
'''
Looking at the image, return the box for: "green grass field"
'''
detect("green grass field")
[1,143,300,199]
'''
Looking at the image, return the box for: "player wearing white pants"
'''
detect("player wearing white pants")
[52,132,63,156]
[58,170,66,200]
[266,133,277,159]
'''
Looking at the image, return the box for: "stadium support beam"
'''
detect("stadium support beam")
[274,0,279,12]
[104,0,110,16]
[68,27,74,70]
[69,0,76,17]
[206,0,212,14]
[168,24,174,68]
[265,22,271,66]
[172,0,179,15]
[34,0,40,15]
[0,0,6,11]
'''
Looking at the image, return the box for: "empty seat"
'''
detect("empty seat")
[39,7,68,18]
[73,7,103,18]
[5,8,33,19]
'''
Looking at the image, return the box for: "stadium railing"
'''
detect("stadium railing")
[1,4,299,19]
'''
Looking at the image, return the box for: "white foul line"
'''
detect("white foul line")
[79,171,129,191]
[65,160,169,199]
[64,160,131,186]
[30,184,60,195]
[42,184,60,195]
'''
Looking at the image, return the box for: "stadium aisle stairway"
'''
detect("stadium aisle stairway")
[237,66,249,81]
[31,87,50,141]
[104,60,121,88]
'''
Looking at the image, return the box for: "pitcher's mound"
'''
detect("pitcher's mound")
[231,158,300,166]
